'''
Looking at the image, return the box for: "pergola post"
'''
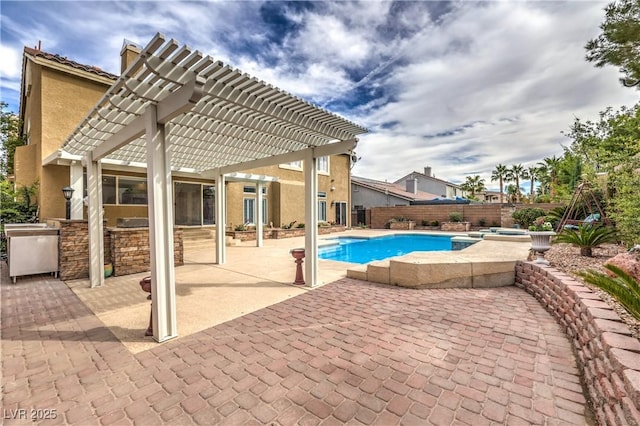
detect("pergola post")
[215,174,226,264]
[85,154,104,288]
[145,105,177,342]
[256,181,263,247]
[69,161,83,219]
[304,149,318,287]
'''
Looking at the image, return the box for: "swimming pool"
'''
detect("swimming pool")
[319,234,452,264]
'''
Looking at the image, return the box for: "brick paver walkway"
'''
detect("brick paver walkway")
[1,270,593,425]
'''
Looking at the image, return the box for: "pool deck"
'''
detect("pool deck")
[1,231,593,425]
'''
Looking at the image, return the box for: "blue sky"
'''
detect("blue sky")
[1,1,638,191]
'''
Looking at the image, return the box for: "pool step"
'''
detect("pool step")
[346,239,532,289]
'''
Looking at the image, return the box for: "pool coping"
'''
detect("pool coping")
[345,233,532,289]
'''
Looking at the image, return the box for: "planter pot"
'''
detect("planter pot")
[529,231,556,265]
[441,222,471,232]
[388,221,415,230]
[104,263,113,278]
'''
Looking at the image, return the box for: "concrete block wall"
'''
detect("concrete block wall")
[515,261,640,426]
[368,203,564,230]
[370,205,502,229]
[109,228,184,276]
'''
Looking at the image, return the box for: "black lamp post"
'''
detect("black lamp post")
[62,186,74,220]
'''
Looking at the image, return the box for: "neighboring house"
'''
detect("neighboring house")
[394,166,465,199]
[15,41,352,228]
[479,190,503,203]
[351,176,439,220]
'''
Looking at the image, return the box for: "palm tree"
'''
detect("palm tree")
[491,164,508,204]
[540,156,561,199]
[536,163,550,196]
[505,184,520,203]
[460,175,486,199]
[527,165,539,203]
[506,164,526,203]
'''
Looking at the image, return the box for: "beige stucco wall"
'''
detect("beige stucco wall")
[238,154,351,227]
[41,165,70,219]
[13,144,37,189]
[19,59,113,221]
[40,67,110,160]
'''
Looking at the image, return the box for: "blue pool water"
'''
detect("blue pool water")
[319,234,452,264]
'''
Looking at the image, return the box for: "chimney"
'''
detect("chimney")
[406,178,418,194]
[424,166,432,177]
[120,39,141,74]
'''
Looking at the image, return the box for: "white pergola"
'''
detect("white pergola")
[60,33,367,342]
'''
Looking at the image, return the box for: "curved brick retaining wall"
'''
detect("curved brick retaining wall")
[515,261,640,426]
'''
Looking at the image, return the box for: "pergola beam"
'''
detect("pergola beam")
[202,139,357,177]
[92,77,204,160]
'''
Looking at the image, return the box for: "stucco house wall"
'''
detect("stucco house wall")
[351,183,409,209]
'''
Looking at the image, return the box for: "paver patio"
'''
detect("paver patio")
[1,263,594,425]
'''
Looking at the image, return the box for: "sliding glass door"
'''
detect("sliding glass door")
[174,182,216,226]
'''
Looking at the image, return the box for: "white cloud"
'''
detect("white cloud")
[0,45,21,79]
[1,0,637,193]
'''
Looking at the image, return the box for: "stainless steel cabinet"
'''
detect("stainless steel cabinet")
[5,224,59,283]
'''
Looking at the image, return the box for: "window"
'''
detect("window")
[102,176,117,204]
[243,186,267,194]
[318,191,327,222]
[318,200,327,222]
[243,197,268,225]
[335,201,347,225]
[262,198,268,225]
[317,156,329,173]
[243,198,255,224]
[83,174,144,205]
[280,160,303,170]
[119,178,148,205]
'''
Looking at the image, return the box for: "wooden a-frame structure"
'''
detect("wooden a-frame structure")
[556,182,608,231]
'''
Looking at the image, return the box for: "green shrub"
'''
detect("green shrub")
[421,220,429,226]
[578,264,640,320]
[512,207,546,228]
[448,212,463,223]
[478,218,487,227]
[393,216,408,222]
[554,225,618,256]
[234,224,246,231]
[296,223,305,228]
[431,220,440,226]
[281,221,296,229]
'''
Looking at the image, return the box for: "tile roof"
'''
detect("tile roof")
[352,176,439,201]
[24,46,118,80]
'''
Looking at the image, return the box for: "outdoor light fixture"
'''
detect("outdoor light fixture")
[62,186,74,220]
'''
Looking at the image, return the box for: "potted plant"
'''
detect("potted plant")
[528,217,555,264]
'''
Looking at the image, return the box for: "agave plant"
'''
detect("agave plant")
[579,264,640,320]
[554,225,618,256]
